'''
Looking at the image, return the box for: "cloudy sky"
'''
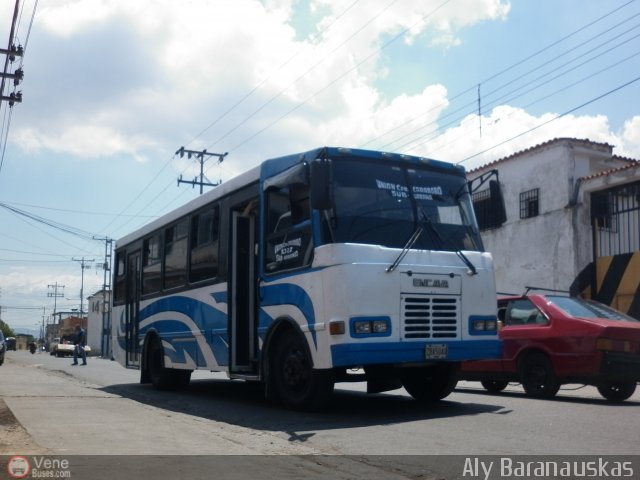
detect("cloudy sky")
[1,0,639,331]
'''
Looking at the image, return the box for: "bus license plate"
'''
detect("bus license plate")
[425,344,448,359]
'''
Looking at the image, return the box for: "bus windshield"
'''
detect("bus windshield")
[326,159,483,251]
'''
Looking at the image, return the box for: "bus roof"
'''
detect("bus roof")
[115,147,463,248]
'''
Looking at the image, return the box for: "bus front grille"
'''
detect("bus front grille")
[401,296,459,339]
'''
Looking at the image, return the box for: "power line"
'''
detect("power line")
[0,201,98,241]
[0,199,158,218]
[99,1,368,236]
[370,5,640,154]
[212,0,453,158]
[185,0,363,148]
[456,74,640,165]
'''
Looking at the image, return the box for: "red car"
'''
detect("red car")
[460,293,640,402]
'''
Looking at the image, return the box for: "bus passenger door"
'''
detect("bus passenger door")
[230,204,257,374]
[126,251,141,368]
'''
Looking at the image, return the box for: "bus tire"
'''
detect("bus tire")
[401,364,458,402]
[481,380,509,393]
[597,381,636,402]
[272,330,334,411]
[147,337,191,391]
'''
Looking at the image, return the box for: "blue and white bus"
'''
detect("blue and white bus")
[112,147,503,410]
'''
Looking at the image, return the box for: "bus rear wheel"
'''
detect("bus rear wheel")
[401,364,458,402]
[272,331,333,411]
[147,337,191,390]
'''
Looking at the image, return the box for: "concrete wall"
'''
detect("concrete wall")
[468,139,628,296]
[87,291,110,355]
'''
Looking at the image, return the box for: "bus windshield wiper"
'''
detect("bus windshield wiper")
[419,206,477,276]
[386,224,424,273]
[456,250,477,275]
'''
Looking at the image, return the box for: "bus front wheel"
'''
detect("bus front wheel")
[147,337,191,390]
[272,331,334,411]
[401,364,458,402]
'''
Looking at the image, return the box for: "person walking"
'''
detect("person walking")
[72,324,87,366]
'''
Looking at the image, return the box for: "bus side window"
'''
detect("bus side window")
[142,234,162,294]
[164,219,189,289]
[113,251,126,304]
[265,184,313,273]
[190,205,219,283]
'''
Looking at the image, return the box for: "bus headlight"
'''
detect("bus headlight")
[372,320,389,333]
[350,317,392,337]
[354,321,372,334]
[470,316,498,335]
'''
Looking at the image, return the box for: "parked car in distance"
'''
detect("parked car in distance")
[5,337,16,351]
[49,337,91,357]
[0,331,5,366]
[459,293,640,402]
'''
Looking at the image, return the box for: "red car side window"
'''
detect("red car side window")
[505,299,548,326]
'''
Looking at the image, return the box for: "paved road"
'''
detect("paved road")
[1,350,639,478]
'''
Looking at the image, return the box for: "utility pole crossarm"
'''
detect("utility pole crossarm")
[176,147,228,194]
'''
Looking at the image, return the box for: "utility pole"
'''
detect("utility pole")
[93,236,113,357]
[176,147,227,194]
[47,283,64,343]
[0,0,24,109]
[72,257,94,319]
[41,306,46,343]
[47,282,65,315]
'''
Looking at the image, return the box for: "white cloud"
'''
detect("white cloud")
[410,106,640,170]
[619,116,640,157]
[14,125,156,162]
[15,0,516,163]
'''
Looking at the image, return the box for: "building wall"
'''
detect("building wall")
[468,138,630,296]
[571,165,640,317]
[87,291,110,355]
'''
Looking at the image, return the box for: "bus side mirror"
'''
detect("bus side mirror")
[310,158,333,210]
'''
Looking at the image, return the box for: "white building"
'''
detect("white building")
[468,138,639,318]
[86,289,111,356]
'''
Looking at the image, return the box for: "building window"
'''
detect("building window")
[472,188,504,230]
[591,191,617,232]
[520,188,539,219]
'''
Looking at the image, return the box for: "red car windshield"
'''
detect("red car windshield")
[547,295,638,322]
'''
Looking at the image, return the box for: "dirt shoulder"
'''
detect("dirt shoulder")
[0,398,50,455]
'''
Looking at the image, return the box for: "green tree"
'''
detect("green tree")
[0,319,16,338]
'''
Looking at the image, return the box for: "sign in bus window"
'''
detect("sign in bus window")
[265,184,313,273]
